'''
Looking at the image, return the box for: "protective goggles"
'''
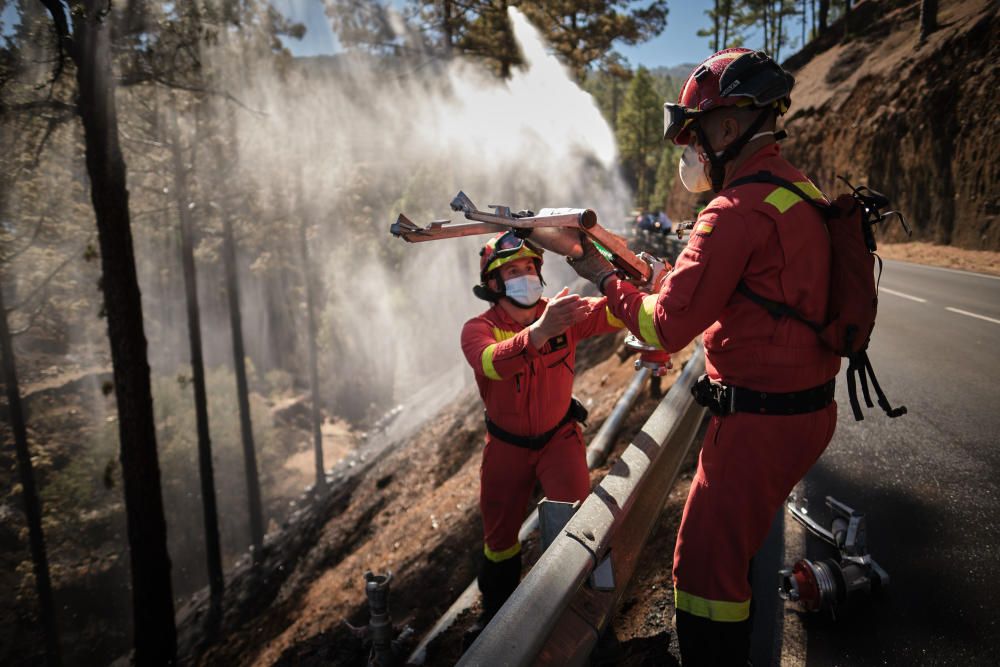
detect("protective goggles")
[482,231,542,277]
[663,103,701,142]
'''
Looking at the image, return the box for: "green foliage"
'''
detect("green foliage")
[332,0,670,79]
[36,364,305,593]
[616,67,663,210]
[651,142,681,212]
[154,366,300,580]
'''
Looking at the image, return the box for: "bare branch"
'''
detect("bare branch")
[1,214,47,263]
[119,127,166,149]
[0,99,76,117]
[9,293,48,337]
[153,77,269,117]
[37,0,75,85]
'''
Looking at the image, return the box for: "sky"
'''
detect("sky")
[270,0,726,69]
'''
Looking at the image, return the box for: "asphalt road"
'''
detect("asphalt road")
[783,259,1000,666]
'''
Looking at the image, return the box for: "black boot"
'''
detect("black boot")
[463,551,522,649]
[676,609,751,667]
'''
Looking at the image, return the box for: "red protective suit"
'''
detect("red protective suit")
[602,143,840,625]
[461,296,623,563]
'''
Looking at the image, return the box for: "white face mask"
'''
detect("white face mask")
[677,131,780,193]
[678,144,711,193]
[503,275,544,308]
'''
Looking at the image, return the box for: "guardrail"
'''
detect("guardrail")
[459,344,706,666]
[406,367,652,665]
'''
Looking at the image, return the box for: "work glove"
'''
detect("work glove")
[567,238,618,290]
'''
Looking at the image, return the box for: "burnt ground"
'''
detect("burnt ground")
[176,332,702,667]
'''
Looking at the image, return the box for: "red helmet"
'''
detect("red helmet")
[478,231,543,283]
[664,49,795,145]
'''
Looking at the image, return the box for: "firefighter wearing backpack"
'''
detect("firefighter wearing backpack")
[568,48,840,666]
[460,231,623,644]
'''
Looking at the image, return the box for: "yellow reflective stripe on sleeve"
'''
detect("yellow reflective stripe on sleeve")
[763,181,824,214]
[484,541,521,563]
[481,344,502,380]
[675,588,751,622]
[606,307,625,329]
[491,327,518,342]
[638,294,663,349]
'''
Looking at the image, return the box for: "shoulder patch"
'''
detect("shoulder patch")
[695,220,715,236]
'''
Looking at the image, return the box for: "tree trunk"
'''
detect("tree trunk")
[0,280,61,665]
[442,0,454,54]
[221,210,264,563]
[843,0,852,40]
[762,2,770,54]
[776,0,785,60]
[713,0,720,50]
[297,213,326,494]
[168,107,224,624]
[919,0,938,43]
[73,1,177,662]
[819,0,829,32]
[802,0,807,47]
[722,0,731,48]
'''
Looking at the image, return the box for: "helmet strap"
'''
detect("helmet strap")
[696,107,775,192]
[474,272,506,303]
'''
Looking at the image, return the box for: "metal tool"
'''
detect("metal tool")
[624,334,672,377]
[779,494,889,619]
[345,570,414,666]
[390,191,667,287]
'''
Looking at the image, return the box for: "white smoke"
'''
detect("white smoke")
[208,6,631,414]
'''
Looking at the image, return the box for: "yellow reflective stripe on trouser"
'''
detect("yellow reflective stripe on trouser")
[763,181,824,214]
[638,294,663,348]
[481,344,502,380]
[484,541,521,563]
[606,307,625,329]
[675,588,751,622]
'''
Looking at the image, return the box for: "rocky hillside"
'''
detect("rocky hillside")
[668,0,998,250]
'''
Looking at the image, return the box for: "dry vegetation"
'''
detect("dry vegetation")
[877,241,1000,276]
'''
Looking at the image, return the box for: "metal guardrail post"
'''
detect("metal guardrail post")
[459,345,706,666]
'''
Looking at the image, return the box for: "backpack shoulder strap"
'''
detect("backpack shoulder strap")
[728,170,831,217]
[735,281,822,332]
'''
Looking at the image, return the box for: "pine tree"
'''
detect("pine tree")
[36,0,177,662]
[616,67,663,210]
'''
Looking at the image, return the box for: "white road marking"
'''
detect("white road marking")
[945,307,1000,325]
[880,287,927,303]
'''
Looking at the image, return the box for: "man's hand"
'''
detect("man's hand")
[529,287,590,349]
[567,238,617,290]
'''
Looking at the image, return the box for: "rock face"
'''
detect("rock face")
[668,0,999,250]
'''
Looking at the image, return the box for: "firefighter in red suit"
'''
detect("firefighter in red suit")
[460,231,623,635]
[569,49,841,665]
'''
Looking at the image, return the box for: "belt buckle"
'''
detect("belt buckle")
[710,381,733,417]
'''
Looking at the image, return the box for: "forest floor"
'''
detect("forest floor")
[0,354,357,667]
[178,328,698,667]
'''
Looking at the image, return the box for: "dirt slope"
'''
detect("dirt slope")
[181,330,698,666]
[668,0,999,250]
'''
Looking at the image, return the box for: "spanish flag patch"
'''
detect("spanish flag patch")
[695,221,715,236]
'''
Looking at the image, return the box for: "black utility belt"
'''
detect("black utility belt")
[485,398,589,450]
[692,374,835,417]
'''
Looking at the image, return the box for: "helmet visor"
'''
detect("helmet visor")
[663,103,700,143]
